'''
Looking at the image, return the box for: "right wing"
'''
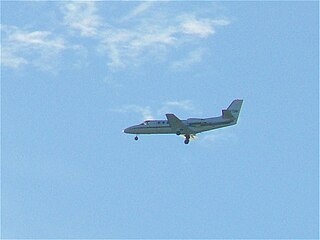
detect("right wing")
[166,114,195,134]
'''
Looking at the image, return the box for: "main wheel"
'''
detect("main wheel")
[184,139,189,144]
[176,131,181,136]
[134,136,138,141]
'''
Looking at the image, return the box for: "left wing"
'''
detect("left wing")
[166,114,195,135]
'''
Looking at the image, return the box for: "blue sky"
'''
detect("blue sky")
[1,1,319,239]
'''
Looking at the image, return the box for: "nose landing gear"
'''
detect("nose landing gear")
[134,136,138,141]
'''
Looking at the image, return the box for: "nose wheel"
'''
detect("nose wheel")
[134,136,138,141]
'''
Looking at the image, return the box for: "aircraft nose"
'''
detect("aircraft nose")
[123,127,133,134]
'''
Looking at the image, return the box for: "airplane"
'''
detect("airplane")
[123,99,243,144]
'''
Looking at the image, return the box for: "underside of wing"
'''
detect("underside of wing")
[166,114,195,135]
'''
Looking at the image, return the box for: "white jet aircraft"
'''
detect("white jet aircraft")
[123,99,243,144]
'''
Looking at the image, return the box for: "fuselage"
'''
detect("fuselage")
[123,116,236,135]
[123,99,243,144]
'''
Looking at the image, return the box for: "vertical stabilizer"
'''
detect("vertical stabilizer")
[222,99,243,120]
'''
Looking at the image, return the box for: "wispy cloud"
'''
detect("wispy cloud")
[2,2,231,72]
[165,100,195,110]
[113,105,154,120]
[1,25,66,70]
[200,131,237,145]
[59,2,230,69]
[61,2,102,37]
[179,15,230,38]
[1,50,28,68]
[121,2,156,22]
[172,48,205,70]
[99,25,177,68]
[157,100,196,115]
[115,100,197,121]
[8,30,65,49]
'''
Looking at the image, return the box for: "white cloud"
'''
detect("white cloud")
[157,100,196,115]
[97,22,194,68]
[2,3,231,72]
[116,100,197,121]
[97,24,178,68]
[172,48,205,70]
[180,15,230,38]
[99,13,229,69]
[8,30,65,49]
[181,18,215,37]
[113,105,154,120]
[1,50,28,68]
[58,2,231,69]
[121,2,156,21]
[99,29,135,68]
[200,131,237,144]
[61,2,102,37]
[1,25,66,70]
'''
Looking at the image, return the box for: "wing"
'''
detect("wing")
[166,114,195,135]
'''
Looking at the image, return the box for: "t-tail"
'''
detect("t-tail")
[222,99,243,123]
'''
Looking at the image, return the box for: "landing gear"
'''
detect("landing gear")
[184,134,190,144]
[176,131,181,136]
[134,136,138,141]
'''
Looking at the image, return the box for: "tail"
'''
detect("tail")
[222,99,243,122]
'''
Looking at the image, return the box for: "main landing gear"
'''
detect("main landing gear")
[134,136,138,141]
[184,134,190,144]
